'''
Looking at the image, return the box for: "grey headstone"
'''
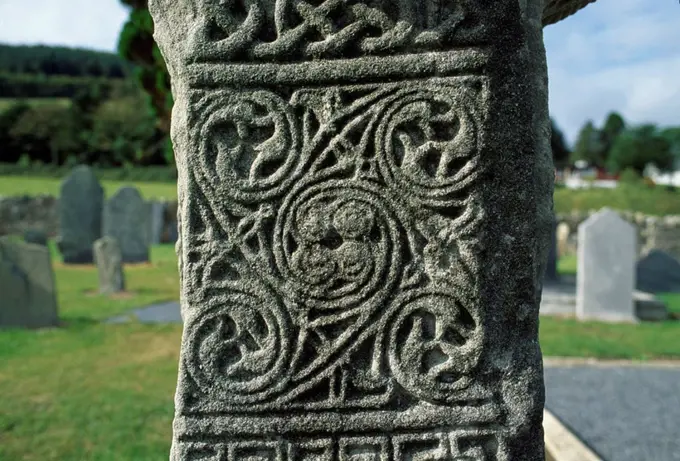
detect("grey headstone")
[636,249,680,294]
[577,209,637,322]
[0,237,58,328]
[23,228,48,246]
[148,200,166,245]
[150,0,560,458]
[93,236,125,294]
[103,187,150,263]
[56,165,103,264]
[163,201,178,244]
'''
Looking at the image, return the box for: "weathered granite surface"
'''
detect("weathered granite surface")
[150,0,557,459]
[103,187,150,263]
[93,236,126,294]
[56,166,104,264]
[0,237,59,329]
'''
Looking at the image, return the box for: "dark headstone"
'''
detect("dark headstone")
[636,249,680,294]
[57,165,103,264]
[103,187,150,263]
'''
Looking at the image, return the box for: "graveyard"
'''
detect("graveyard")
[1,170,680,459]
[2,0,680,460]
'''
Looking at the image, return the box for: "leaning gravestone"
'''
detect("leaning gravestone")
[577,208,637,322]
[57,165,103,263]
[0,237,58,328]
[93,236,125,294]
[149,0,595,459]
[103,187,150,263]
[636,249,680,294]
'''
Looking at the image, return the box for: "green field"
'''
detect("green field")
[1,239,679,459]
[2,176,680,215]
[0,97,71,112]
[0,176,178,200]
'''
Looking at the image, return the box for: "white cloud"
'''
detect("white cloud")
[0,0,129,52]
[545,0,680,145]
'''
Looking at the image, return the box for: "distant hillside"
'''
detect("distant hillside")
[0,43,132,79]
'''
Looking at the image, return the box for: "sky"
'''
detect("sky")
[0,0,678,146]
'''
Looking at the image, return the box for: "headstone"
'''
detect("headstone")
[23,228,48,247]
[577,208,637,322]
[93,236,125,294]
[103,187,150,263]
[636,249,680,294]
[148,200,166,245]
[556,221,570,256]
[148,0,590,458]
[544,218,559,281]
[56,165,103,264]
[0,237,58,328]
[163,201,178,244]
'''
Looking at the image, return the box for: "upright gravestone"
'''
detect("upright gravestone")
[556,221,571,256]
[149,0,592,459]
[103,187,150,263]
[577,208,637,322]
[57,165,103,264]
[93,236,126,294]
[0,237,59,328]
[148,200,166,245]
[544,218,559,281]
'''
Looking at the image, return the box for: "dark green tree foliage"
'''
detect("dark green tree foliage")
[9,105,80,165]
[0,101,30,163]
[607,125,674,175]
[600,112,626,162]
[661,128,680,163]
[0,44,131,78]
[570,120,606,167]
[118,0,174,165]
[550,118,570,167]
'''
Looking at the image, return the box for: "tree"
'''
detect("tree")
[550,118,570,167]
[600,111,626,162]
[570,120,605,167]
[660,127,680,164]
[88,96,158,166]
[9,105,80,165]
[607,125,674,175]
[0,100,30,163]
[118,0,174,165]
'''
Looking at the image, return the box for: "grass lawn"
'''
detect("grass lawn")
[0,176,178,200]
[553,184,680,216]
[1,240,679,459]
[0,98,71,112]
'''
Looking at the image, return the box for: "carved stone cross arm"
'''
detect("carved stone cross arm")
[150,0,561,459]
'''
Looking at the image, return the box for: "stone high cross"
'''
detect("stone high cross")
[149,1,596,459]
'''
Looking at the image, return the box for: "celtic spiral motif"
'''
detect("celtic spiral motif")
[376,86,480,208]
[195,89,302,204]
[386,288,483,404]
[274,179,402,312]
[185,287,292,404]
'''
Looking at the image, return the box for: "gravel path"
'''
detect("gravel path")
[544,365,680,461]
[106,301,182,324]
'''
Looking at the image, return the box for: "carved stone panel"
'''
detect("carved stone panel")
[150,0,553,459]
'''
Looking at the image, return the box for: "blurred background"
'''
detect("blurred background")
[0,1,678,460]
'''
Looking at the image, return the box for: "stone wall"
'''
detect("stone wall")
[556,210,680,260]
[2,195,679,258]
[0,195,59,237]
[0,195,178,243]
